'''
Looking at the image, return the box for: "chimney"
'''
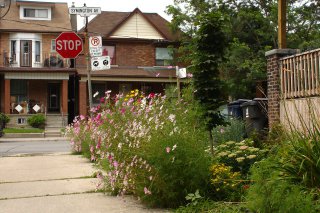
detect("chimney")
[70,2,77,31]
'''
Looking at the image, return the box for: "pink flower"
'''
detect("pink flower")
[166,147,171,153]
[220,128,225,133]
[113,161,119,168]
[144,187,152,195]
[156,73,160,77]
[187,73,193,78]
[80,115,85,120]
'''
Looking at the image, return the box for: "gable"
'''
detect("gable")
[110,12,165,40]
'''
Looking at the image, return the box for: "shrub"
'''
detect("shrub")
[210,163,243,201]
[27,114,46,129]
[66,88,212,208]
[246,158,316,213]
[0,113,10,128]
[212,119,245,144]
[214,139,268,175]
[278,137,320,188]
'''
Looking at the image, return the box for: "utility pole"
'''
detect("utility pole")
[84,14,93,112]
[69,3,101,115]
[278,0,287,49]
[176,66,181,100]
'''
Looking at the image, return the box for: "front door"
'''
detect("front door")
[20,40,32,67]
[48,83,60,113]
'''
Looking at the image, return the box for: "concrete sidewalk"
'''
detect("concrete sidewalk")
[0,154,167,213]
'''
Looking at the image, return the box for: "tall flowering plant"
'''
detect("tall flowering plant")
[66,88,211,208]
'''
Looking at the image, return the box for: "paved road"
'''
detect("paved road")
[0,140,71,157]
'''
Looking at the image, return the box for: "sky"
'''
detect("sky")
[23,0,175,29]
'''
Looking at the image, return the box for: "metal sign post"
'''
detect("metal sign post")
[69,3,101,114]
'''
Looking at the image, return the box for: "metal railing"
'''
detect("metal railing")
[2,51,72,68]
[280,48,320,99]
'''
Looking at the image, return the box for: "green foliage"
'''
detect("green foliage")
[193,11,227,129]
[212,119,245,144]
[0,113,10,127]
[278,137,320,188]
[27,114,46,129]
[210,163,242,201]
[167,0,320,99]
[214,139,268,175]
[135,94,212,208]
[246,158,316,213]
[3,128,44,133]
[185,190,203,206]
[175,200,244,213]
[67,87,212,208]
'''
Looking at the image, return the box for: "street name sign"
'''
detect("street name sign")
[91,56,111,71]
[55,32,83,59]
[69,7,101,17]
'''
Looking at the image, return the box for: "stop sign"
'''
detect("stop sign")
[55,32,83,59]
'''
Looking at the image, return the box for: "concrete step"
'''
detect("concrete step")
[45,132,62,137]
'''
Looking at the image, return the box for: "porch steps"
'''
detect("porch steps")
[45,114,66,138]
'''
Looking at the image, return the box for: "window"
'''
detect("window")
[92,83,107,105]
[35,41,41,62]
[24,8,48,18]
[10,79,28,105]
[20,7,51,20]
[51,39,56,52]
[10,40,17,62]
[17,118,26,124]
[119,84,132,95]
[156,48,173,66]
[102,46,115,64]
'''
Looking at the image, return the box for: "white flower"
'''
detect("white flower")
[172,144,177,151]
[168,114,176,122]
[93,91,99,97]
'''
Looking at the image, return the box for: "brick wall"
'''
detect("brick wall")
[116,42,155,66]
[0,33,10,66]
[79,81,88,116]
[42,34,59,54]
[266,49,298,128]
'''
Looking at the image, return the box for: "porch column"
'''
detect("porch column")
[265,49,298,128]
[62,80,68,115]
[79,81,88,116]
[4,79,10,114]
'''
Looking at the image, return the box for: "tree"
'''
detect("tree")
[192,12,227,129]
[167,0,320,99]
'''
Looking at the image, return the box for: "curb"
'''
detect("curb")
[0,137,69,143]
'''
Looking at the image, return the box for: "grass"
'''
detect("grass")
[3,128,44,133]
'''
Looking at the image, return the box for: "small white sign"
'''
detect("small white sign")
[91,56,110,71]
[178,68,187,78]
[33,104,40,113]
[69,7,101,17]
[15,105,23,113]
[89,36,102,57]
[246,108,249,118]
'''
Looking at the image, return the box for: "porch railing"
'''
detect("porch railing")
[2,51,72,68]
[280,48,320,99]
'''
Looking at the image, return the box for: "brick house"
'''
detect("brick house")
[0,0,76,130]
[77,8,185,116]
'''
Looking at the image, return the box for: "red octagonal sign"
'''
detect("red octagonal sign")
[55,32,83,59]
